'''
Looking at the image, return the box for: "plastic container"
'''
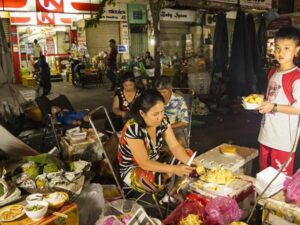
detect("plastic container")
[22,77,37,87]
[188,72,211,95]
[25,200,48,221]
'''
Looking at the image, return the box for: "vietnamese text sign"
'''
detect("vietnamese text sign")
[160,9,196,22]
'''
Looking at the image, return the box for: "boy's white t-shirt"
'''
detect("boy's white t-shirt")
[258,67,300,152]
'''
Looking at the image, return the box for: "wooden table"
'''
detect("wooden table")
[1,203,79,225]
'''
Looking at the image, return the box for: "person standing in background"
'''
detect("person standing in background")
[33,39,42,60]
[106,39,118,91]
[38,55,52,96]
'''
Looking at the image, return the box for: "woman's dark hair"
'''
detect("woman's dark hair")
[121,71,135,85]
[127,89,164,128]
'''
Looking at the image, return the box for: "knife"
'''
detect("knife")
[173,152,198,194]
[186,152,197,166]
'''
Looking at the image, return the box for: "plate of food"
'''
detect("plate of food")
[0,204,25,222]
[242,94,264,110]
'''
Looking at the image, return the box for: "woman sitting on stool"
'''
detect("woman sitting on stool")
[118,89,194,197]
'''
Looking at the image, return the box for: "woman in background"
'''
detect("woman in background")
[106,71,142,132]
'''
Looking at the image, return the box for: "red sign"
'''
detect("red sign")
[36,0,64,13]
[37,12,55,25]
[1,0,36,11]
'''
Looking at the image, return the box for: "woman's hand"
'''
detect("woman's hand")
[174,164,194,177]
[258,101,274,114]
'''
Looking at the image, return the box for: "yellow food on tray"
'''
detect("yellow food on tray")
[201,168,235,185]
[220,146,237,154]
[196,165,205,175]
[230,222,248,225]
[179,214,202,225]
[243,94,264,104]
[0,205,24,221]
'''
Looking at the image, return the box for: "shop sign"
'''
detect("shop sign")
[0,0,101,14]
[0,0,36,12]
[63,0,100,13]
[36,0,64,13]
[160,9,196,22]
[207,0,237,4]
[207,0,272,9]
[100,3,127,21]
[10,12,37,25]
[10,12,78,25]
[240,0,272,9]
[37,12,55,25]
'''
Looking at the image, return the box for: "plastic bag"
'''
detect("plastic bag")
[205,196,242,225]
[96,199,144,225]
[163,199,205,225]
[283,169,300,206]
[95,215,123,225]
[75,183,105,225]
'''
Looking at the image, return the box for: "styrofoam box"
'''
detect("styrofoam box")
[193,144,258,174]
[256,166,286,187]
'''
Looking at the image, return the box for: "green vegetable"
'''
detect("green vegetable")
[26,154,56,165]
[0,183,4,197]
[69,162,76,171]
[27,205,44,211]
[24,166,40,179]
[43,163,59,174]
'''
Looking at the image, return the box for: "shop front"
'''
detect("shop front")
[159,8,197,58]
[8,12,81,84]
[80,2,130,63]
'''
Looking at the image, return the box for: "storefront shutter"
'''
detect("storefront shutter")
[160,21,189,57]
[85,21,120,57]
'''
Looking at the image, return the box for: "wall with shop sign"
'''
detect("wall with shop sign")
[0,0,127,14]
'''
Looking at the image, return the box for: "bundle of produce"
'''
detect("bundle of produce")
[13,154,90,197]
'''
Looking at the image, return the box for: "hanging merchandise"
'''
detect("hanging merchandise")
[228,10,247,97]
[244,14,257,93]
[213,12,228,73]
[256,16,268,93]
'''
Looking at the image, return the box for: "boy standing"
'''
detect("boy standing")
[258,27,300,176]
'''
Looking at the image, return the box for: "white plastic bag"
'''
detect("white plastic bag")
[75,183,105,225]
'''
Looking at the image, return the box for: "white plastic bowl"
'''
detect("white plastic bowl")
[242,101,260,110]
[26,193,44,204]
[25,200,48,221]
